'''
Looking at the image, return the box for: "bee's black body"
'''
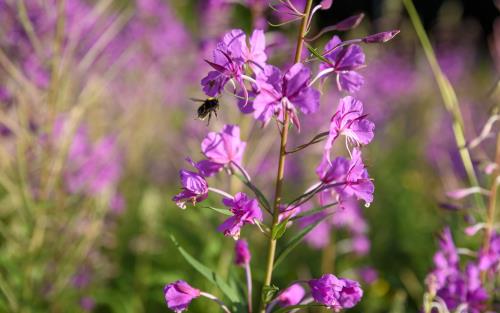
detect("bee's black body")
[195,97,219,125]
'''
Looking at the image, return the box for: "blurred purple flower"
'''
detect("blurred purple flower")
[79,297,95,311]
[358,267,378,284]
[253,63,320,130]
[164,280,201,313]
[478,232,500,274]
[426,228,489,312]
[318,36,365,93]
[200,124,246,176]
[52,119,122,197]
[109,192,125,215]
[218,192,263,239]
[234,239,251,266]
[277,283,305,307]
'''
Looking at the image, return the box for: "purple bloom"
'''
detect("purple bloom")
[241,29,267,73]
[478,232,500,274]
[358,267,378,284]
[218,192,263,239]
[200,124,246,176]
[309,274,344,309]
[426,228,489,312]
[79,297,95,311]
[253,63,320,130]
[337,279,363,309]
[201,29,267,97]
[362,30,400,44]
[234,239,251,266]
[432,228,459,287]
[164,280,201,313]
[277,283,305,307]
[324,96,374,161]
[309,274,363,310]
[53,119,122,196]
[301,211,332,249]
[316,148,374,205]
[172,159,209,209]
[318,36,365,93]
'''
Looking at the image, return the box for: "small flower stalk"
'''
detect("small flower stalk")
[166,0,398,312]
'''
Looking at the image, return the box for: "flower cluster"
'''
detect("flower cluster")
[167,1,398,312]
[425,228,488,313]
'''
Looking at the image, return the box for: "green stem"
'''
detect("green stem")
[481,134,500,285]
[403,0,486,211]
[259,1,314,312]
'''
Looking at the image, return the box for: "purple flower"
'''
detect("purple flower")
[277,283,305,307]
[253,63,320,130]
[316,148,374,205]
[201,29,267,97]
[309,274,344,309]
[358,267,378,284]
[241,29,267,73]
[337,279,363,309]
[309,274,363,310]
[172,159,209,209]
[319,36,365,93]
[426,228,489,312]
[362,30,400,43]
[200,124,246,176]
[432,228,459,287]
[234,239,251,266]
[53,119,122,196]
[478,232,500,274]
[164,280,201,313]
[79,297,95,311]
[301,211,332,249]
[324,96,374,161]
[218,192,263,239]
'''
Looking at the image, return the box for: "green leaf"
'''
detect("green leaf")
[271,220,288,240]
[306,44,329,63]
[291,201,337,220]
[261,285,279,305]
[169,234,241,303]
[273,304,325,313]
[273,214,331,269]
[202,206,232,216]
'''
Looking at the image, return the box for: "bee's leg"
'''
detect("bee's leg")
[207,113,212,126]
[214,109,218,118]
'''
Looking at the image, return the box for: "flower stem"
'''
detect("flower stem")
[200,292,233,313]
[245,263,253,313]
[403,0,486,211]
[259,1,314,312]
[481,134,500,282]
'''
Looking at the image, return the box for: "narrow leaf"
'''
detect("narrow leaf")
[272,221,288,240]
[274,214,331,269]
[306,44,329,63]
[202,206,232,216]
[169,234,241,303]
[291,201,338,220]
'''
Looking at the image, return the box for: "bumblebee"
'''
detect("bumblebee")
[192,97,219,125]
